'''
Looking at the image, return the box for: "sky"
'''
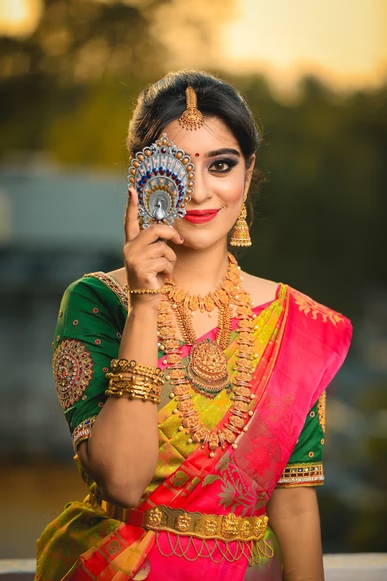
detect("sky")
[0,0,386,91]
[218,0,387,91]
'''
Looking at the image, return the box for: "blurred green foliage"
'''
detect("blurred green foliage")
[320,382,387,553]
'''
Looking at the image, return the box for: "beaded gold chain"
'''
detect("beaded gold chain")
[157,253,258,456]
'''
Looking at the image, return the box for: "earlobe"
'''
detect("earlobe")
[244,153,256,195]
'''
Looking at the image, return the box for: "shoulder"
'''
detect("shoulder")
[286,285,353,361]
[240,271,279,307]
[242,272,352,354]
[106,267,127,288]
[61,270,128,311]
[287,285,351,328]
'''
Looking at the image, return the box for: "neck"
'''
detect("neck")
[171,242,231,295]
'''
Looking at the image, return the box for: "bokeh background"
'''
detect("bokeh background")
[0,0,386,558]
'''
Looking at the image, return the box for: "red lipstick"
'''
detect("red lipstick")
[183,210,219,224]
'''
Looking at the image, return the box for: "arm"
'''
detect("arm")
[78,189,183,507]
[77,303,160,508]
[267,487,324,581]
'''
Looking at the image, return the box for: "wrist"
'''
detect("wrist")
[128,297,160,316]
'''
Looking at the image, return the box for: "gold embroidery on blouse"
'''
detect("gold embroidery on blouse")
[83,272,128,311]
[277,462,324,487]
[318,391,326,433]
[53,339,94,410]
[72,416,97,451]
[291,288,344,325]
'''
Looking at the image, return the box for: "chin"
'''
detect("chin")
[178,233,227,252]
[174,220,235,251]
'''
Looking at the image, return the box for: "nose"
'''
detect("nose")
[191,166,211,205]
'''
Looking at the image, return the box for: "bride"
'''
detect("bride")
[36,70,352,581]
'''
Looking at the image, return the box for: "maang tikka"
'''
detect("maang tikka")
[230,196,252,247]
[178,86,204,131]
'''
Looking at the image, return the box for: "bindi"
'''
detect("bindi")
[195,153,200,158]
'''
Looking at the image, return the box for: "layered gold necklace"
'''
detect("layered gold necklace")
[158,253,257,456]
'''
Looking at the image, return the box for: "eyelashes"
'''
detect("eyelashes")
[208,157,239,174]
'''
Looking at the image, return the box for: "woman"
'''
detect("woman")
[36,70,352,580]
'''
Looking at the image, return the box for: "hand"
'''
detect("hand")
[123,188,183,306]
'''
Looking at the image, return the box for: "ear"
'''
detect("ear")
[244,153,256,196]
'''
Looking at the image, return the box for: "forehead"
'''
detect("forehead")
[161,116,240,156]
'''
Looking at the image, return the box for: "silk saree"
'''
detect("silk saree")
[35,273,352,580]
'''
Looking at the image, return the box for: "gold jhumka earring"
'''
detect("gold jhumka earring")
[178,86,204,131]
[230,196,252,247]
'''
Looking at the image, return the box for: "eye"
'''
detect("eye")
[209,158,238,174]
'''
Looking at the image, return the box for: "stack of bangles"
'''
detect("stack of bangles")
[105,359,164,405]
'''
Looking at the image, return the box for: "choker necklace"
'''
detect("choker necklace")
[163,254,241,317]
[158,253,257,456]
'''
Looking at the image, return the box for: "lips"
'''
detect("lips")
[183,209,220,224]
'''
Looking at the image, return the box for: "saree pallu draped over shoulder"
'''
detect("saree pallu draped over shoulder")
[35,285,352,581]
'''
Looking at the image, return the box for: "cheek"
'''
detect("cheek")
[221,177,245,205]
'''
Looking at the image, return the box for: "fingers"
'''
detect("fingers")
[140,224,183,246]
[124,187,183,246]
[124,188,140,243]
[139,241,177,264]
[149,257,176,278]
[123,188,183,293]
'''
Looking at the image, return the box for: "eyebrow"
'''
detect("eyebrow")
[205,148,241,158]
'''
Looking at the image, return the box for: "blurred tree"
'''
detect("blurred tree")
[0,0,170,162]
[0,0,168,83]
[231,75,387,319]
[0,0,237,163]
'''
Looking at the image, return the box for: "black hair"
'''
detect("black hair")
[127,70,264,213]
[128,70,260,165]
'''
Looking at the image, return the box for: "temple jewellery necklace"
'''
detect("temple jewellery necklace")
[158,253,258,456]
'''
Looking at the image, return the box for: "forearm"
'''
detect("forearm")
[267,488,325,581]
[80,303,160,507]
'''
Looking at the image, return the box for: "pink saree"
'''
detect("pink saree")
[36,284,351,581]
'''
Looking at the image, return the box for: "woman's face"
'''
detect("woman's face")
[161,116,254,251]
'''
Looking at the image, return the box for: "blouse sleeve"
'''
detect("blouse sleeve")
[52,275,126,452]
[276,392,326,488]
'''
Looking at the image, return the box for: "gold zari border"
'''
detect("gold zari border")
[100,501,268,543]
[277,462,324,487]
[72,416,96,452]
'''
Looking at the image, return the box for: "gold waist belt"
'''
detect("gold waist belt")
[98,499,268,543]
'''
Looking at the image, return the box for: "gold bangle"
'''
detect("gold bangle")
[107,372,163,387]
[106,375,163,393]
[109,359,164,382]
[106,374,161,403]
[105,380,160,404]
[107,375,163,389]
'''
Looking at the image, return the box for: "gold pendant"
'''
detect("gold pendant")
[187,341,230,398]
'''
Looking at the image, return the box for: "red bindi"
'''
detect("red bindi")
[195,153,200,158]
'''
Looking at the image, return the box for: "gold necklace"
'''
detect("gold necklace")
[163,254,238,398]
[163,254,242,316]
[158,254,257,456]
[170,297,231,399]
